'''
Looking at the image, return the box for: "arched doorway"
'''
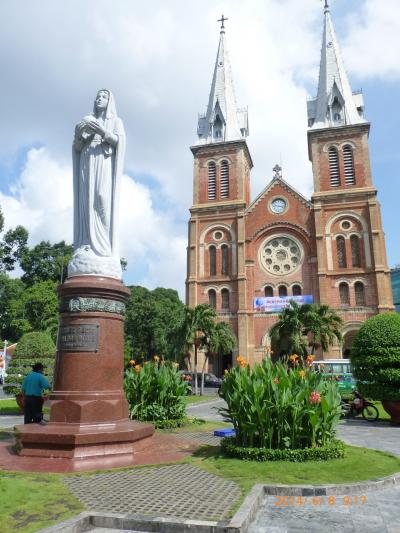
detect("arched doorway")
[342,326,361,358]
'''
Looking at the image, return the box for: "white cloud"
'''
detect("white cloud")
[0,0,398,293]
[343,0,400,80]
[0,147,187,294]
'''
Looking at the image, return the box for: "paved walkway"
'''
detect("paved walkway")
[248,486,400,533]
[64,463,241,522]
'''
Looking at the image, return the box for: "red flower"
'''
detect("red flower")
[310,391,321,405]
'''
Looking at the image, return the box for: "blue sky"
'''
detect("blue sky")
[0,0,399,297]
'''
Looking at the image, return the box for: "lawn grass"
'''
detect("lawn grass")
[188,444,400,494]
[184,394,219,405]
[0,399,21,415]
[0,471,83,533]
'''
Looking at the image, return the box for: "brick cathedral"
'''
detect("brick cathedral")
[185,6,394,373]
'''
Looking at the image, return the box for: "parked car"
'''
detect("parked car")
[180,371,222,388]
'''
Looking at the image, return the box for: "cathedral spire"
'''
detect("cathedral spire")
[308,3,366,129]
[196,17,249,144]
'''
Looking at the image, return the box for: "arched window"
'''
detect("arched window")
[343,145,355,185]
[209,246,216,276]
[220,160,229,198]
[292,285,302,296]
[351,235,361,267]
[339,282,350,305]
[208,289,216,309]
[221,244,229,275]
[264,286,273,297]
[221,289,230,310]
[337,236,347,268]
[278,285,288,297]
[208,162,216,200]
[355,282,365,306]
[329,147,340,187]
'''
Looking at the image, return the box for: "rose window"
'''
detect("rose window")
[260,236,303,275]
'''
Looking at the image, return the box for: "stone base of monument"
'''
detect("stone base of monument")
[15,275,154,470]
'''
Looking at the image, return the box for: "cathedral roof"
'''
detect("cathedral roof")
[307,1,366,130]
[195,18,249,145]
[246,165,312,215]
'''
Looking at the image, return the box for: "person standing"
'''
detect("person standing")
[21,363,50,424]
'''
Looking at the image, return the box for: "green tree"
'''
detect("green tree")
[176,304,216,395]
[8,280,59,341]
[351,313,400,401]
[124,286,185,361]
[201,321,236,395]
[20,240,73,286]
[303,304,343,355]
[0,205,29,272]
[0,273,26,342]
[270,301,308,358]
[270,302,342,359]
[3,331,56,395]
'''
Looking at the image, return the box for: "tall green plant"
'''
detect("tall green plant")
[124,359,190,426]
[201,321,236,395]
[219,358,342,450]
[303,304,343,354]
[176,304,216,394]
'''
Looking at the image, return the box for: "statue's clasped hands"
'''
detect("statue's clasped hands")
[84,118,106,137]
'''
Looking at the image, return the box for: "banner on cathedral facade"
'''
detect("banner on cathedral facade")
[253,295,314,313]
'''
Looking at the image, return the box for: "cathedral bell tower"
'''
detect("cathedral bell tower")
[186,16,253,326]
[308,2,394,354]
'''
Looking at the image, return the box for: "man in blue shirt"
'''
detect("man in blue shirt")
[21,363,50,424]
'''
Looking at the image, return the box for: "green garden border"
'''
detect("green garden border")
[220,437,345,462]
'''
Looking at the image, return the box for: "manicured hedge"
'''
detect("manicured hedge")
[351,313,400,401]
[4,332,56,395]
[220,437,346,462]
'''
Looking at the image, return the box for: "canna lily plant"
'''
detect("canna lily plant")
[219,358,342,450]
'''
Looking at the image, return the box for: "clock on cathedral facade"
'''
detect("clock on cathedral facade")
[186,7,394,376]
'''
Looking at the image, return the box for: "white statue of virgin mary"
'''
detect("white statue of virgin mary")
[68,89,126,279]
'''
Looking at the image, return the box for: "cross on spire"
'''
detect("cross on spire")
[321,0,330,13]
[218,14,228,32]
[273,164,282,179]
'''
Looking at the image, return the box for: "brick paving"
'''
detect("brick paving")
[63,463,241,522]
[169,430,222,446]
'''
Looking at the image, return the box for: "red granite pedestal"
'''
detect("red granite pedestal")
[15,276,154,470]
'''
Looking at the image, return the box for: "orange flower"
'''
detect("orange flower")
[236,355,247,368]
[172,362,179,368]
[306,355,315,362]
[134,364,141,373]
[289,354,299,362]
[129,359,136,366]
[153,355,160,362]
[299,370,306,378]
[273,377,279,384]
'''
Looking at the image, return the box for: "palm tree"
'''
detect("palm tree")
[270,301,308,358]
[200,321,236,395]
[302,304,343,355]
[176,304,216,395]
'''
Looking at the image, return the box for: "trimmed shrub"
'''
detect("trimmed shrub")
[124,358,190,426]
[219,358,342,451]
[4,331,56,395]
[351,313,400,401]
[220,437,345,462]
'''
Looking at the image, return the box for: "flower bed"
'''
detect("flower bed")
[219,357,342,454]
[124,357,190,426]
[220,437,345,462]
